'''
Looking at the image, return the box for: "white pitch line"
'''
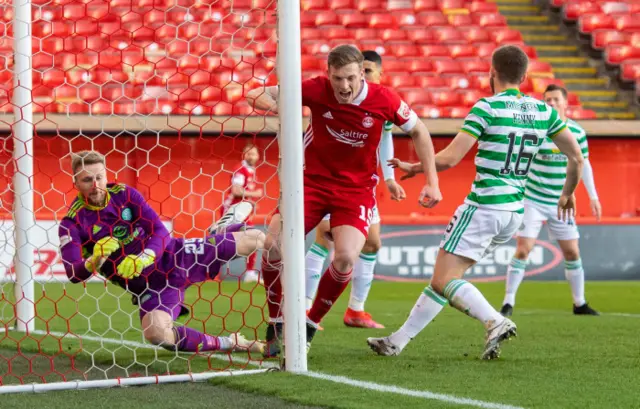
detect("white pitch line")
[517,309,640,318]
[33,330,525,409]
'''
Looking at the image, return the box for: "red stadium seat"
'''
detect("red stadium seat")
[469,73,490,90]
[617,15,640,32]
[414,0,438,12]
[420,45,451,57]
[446,76,473,90]
[567,92,581,107]
[446,106,470,118]
[460,26,491,43]
[354,28,379,41]
[468,2,498,13]
[621,60,640,81]
[302,0,328,11]
[369,14,397,29]
[301,12,318,27]
[325,27,351,40]
[417,12,449,27]
[406,29,435,43]
[433,27,465,43]
[472,13,507,27]
[356,0,388,13]
[392,44,420,58]
[383,76,417,88]
[430,90,461,107]
[528,60,554,76]
[579,14,616,35]
[408,60,434,73]
[340,13,368,28]
[450,44,477,59]
[592,30,631,50]
[433,59,464,75]
[438,0,465,11]
[566,107,598,120]
[327,0,354,10]
[460,90,487,107]
[489,28,523,43]
[316,12,341,26]
[384,60,409,74]
[448,14,473,27]
[476,43,496,58]
[605,45,640,66]
[399,90,432,105]
[381,28,408,42]
[462,59,490,74]
[415,76,448,89]
[392,12,418,27]
[563,2,601,22]
[413,105,445,118]
[531,77,565,93]
[301,28,324,41]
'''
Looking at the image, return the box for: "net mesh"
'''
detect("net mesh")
[0,0,281,386]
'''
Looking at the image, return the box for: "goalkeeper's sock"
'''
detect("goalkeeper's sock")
[348,252,376,312]
[174,326,222,352]
[308,262,351,325]
[565,259,586,307]
[261,255,283,321]
[444,279,503,328]
[503,257,527,307]
[305,243,329,310]
[388,286,447,349]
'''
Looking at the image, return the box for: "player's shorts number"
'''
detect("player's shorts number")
[500,132,539,176]
[184,238,205,255]
[359,205,373,226]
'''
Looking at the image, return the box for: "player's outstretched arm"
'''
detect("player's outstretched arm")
[408,120,441,207]
[246,86,279,113]
[551,127,584,221]
[434,131,477,171]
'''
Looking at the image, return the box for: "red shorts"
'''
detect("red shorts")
[276,181,376,238]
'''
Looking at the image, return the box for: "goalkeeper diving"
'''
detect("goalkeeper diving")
[58,150,265,354]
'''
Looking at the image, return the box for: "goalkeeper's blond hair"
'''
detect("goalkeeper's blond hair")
[71,150,106,177]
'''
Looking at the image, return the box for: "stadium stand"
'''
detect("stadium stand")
[543,0,640,118]
[1,0,615,119]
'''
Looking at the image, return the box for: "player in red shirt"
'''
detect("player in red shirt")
[247,45,442,357]
[217,144,264,283]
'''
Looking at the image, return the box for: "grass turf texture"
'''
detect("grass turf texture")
[0,281,638,408]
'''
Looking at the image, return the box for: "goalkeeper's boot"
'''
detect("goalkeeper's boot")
[344,308,385,329]
[500,303,513,317]
[263,322,283,358]
[482,317,517,360]
[366,336,403,356]
[209,201,254,235]
[227,333,266,355]
[573,302,600,316]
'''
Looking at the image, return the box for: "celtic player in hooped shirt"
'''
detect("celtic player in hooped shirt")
[369,45,585,360]
[58,151,265,354]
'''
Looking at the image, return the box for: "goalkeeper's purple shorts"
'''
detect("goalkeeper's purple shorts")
[138,232,238,320]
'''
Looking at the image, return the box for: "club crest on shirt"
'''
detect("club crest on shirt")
[398,100,411,120]
[362,116,374,128]
[121,207,132,221]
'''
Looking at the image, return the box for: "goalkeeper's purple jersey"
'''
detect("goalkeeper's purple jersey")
[58,183,173,294]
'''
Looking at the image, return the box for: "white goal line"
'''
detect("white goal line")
[11,329,527,409]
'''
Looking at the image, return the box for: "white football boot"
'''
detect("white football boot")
[482,317,517,360]
[209,201,254,235]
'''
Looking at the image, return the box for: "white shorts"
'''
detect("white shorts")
[322,204,381,225]
[440,203,524,262]
[519,200,579,241]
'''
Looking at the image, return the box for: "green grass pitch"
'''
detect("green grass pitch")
[0,280,638,408]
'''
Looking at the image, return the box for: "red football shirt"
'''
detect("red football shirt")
[223,161,257,211]
[301,76,418,191]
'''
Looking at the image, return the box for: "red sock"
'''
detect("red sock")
[247,252,258,271]
[308,262,352,324]
[261,255,283,320]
